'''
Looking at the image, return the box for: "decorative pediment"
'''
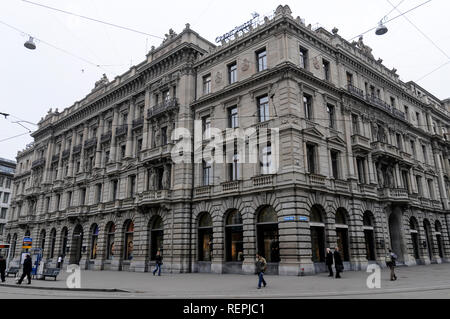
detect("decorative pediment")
[327,135,346,147]
[302,127,324,138]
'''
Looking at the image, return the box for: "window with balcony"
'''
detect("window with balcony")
[410,140,416,158]
[299,47,308,69]
[96,184,102,204]
[229,144,240,181]
[327,104,336,129]
[129,175,136,198]
[258,95,269,123]
[396,134,403,151]
[352,114,359,135]
[346,72,353,86]
[306,143,317,174]
[163,90,170,102]
[422,145,428,164]
[330,150,340,179]
[67,191,72,208]
[401,171,410,193]
[416,176,423,196]
[56,194,61,211]
[228,62,237,84]
[228,106,239,129]
[404,106,409,122]
[260,143,272,175]
[80,188,87,206]
[112,180,118,201]
[390,97,396,108]
[303,94,313,120]
[203,74,211,95]
[121,145,126,160]
[256,48,267,72]
[427,179,435,200]
[161,127,168,146]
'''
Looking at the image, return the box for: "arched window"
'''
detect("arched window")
[150,217,164,260]
[50,229,57,259]
[61,228,68,257]
[363,211,376,261]
[91,225,99,260]
[198,213,213,262]
[335,208,350,261]
[106,223,115,260]
[225,210,243,262]
[256,207,279,263]
[72,225,83,265]
[310,205,325,263]
[124,221,134,261]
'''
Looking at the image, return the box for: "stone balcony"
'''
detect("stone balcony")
[307,174,326,187]
[371,142,400,159]
[252,175,274,187]
[366,94,392,113]
[351,134,371,153]
[53,179,64,189]
[106,162,122,175]
[101,131,112,143]
[347,84,365,99]
[332,179,350,193]
[62,149,70,159]
[132,118,144,130]
[221,180,241,193]
[138,190,171,205]
[400,151,414,165]
[141,143,174,162]
[51,154,60,164]
[419,197,432,208]
[432,200,443,210]
[84,137,98,149]
[31,158,46,169]
[73,144,82,155]
[195,186,212,197]
[75,172,89,183]
[147,98,179,119]
[378,188,409,203]
[18,215,35,226]
[359,184,378,196]
[115,125,127,137]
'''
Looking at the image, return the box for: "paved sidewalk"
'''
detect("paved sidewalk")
[1,264,450,298]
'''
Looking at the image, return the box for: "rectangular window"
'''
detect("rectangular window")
[203,74,211,94]
[327,104,336,129]
[346,72,353,86]
[416,112,421,126]
[45,197,50,212]
[323,59,330,81]
[260,143,272,175]
[258,96,270,123]
[404,106,409,122]
[303,94,312,120]
[229,106,238,128]
[256,49,267,72]
[416,176,423,196]
[427,179,435,199]
[112,180,118,201]
[422,145,428,164]
[396,134,403,151]
[299,47,308,69]
[410,140,416,157]
[356,157,366,184]
[129,175,136,198]
[401,171,410,193]
[229,144,240,181]
[330,150,340,179]
[352,114,359,135]
[56,194,61,211]
[2,193,9,204]
[306,144,317,174]
[121,145,126,159]
[67,191,72,207]
[161,127,168,146]
[5,178,11,189]
[1,208,7,219]
[163,90,170,102]
[96,184,102,203]
[137,139,143,156]
[202,116,211,140]
[203,161,212,186]
[80,188,86,206]
[228,62,237,84]
[390,97,396,108]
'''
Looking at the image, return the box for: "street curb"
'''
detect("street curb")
[0,283,130,293]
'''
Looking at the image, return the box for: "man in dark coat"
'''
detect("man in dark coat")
[0,256,6,283]
[17,254,32,285]
[152,250,163,276]
[334,247,344,279]
[325,248,334,277]
[255,253,267,289]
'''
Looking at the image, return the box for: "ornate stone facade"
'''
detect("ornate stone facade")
[5,5,450,276]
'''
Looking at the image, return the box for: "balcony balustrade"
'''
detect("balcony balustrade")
[333,179,350,192]
[252,175,274,187]
[378,188,409,202]
[221,180,241,192]
[307,174,326,187]
[51,154,60,163]
[351,134,371,152]
[347,84,365,99]
[62,149,70,159]
[132,118,144,129]
[84,137,97,149]
[115,125,127,137]
[366,95,392,112]
[31,158,45,169]
[195,186,212,197]
[147,98,179,119]
[101,131,112,143]
[73,144,82,155]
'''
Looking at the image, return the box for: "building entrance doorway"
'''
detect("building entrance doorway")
[71,225,83,265]
[388,212,404,263]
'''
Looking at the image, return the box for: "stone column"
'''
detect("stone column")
[56,136,66,180]
[109,107,119,164]
[67,129,77,177]
[131,214,149,273]
[125,99,136,158]
[79,124,89,173]
[43,139,54,183]
[142,88,151,150]
[94,116,104,169]
[432,148,449,210]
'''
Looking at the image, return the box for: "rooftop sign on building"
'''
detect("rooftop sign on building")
[215,13,260,44]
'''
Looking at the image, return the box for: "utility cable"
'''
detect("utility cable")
[21,0,164,39]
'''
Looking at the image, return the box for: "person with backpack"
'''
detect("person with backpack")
[387,249,398,281]
[255,253,267,289]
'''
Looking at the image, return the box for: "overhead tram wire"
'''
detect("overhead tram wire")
[21,0,164,40]
[348,0,432,42]
[0,19,118,76]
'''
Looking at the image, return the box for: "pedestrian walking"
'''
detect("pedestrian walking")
[325,248,334,277]
[334,247,344,279]
[17,254,32,285]
[57,255,62,269]
[255,253,267,289]
[0,256,6,283]
[153,250,163,276]
[387,249,398,281]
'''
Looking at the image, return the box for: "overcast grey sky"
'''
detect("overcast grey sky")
[1,0,449,161]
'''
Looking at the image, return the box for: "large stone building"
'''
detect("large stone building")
[0,158,16,242]
[5,5,450,275]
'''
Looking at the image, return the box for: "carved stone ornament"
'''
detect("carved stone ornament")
[241,58,250,72]
[215,71,223,84]
[313,56,320,70]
